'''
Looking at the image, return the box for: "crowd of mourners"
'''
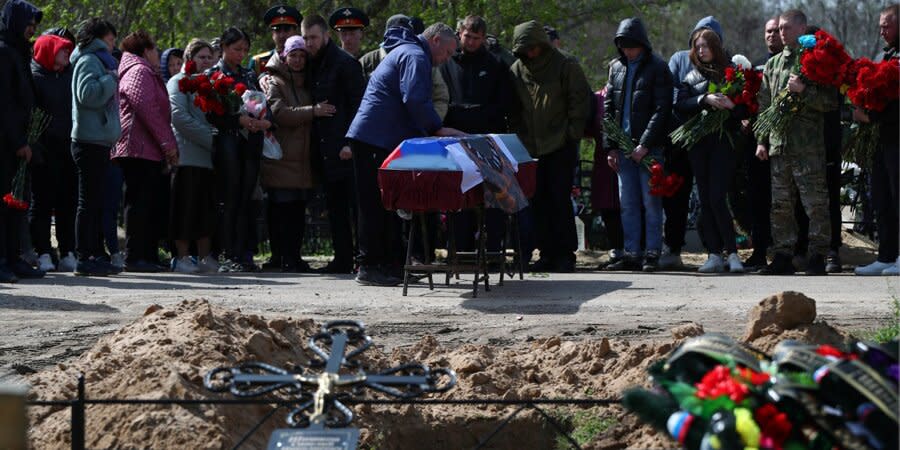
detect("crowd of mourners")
[0,0,897,286]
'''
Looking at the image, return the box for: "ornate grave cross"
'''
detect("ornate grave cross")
[204,321,456,448]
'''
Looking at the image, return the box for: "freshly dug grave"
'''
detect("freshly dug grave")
[26,292,850,449]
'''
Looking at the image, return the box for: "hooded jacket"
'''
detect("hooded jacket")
[307,38,364,181]
[262,51,316,190]
[346,26,442,151]
[70,38,121,147]
[0,0,40,153]
[112,51,176,162]
[31,34,73,142]
[508,20,591,157]
[603,18,672,152]
[159,48,181,83]
[668,16,723,123]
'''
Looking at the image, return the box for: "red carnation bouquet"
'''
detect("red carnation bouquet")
[752,32,844,141]
[178,62,247,116]
[4,108,51,211]
[603,117,684,197]
[798,30,854,92]
[670,59,763,150]
[845,57,900,166]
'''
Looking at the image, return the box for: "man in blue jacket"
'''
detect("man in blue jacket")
[346,22,463,286]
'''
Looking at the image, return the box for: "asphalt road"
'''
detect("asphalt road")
[1,267,895,384]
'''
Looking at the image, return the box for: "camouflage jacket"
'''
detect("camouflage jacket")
[755,46,839,157]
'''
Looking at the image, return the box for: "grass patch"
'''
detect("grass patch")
[552,408,617,449]
[855,285,900,344]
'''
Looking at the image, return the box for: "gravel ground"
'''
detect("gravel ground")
[2,245,895,384]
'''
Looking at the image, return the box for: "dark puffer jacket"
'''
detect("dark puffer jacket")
[602,17,672,151]
[674,65,749,149]
[0,0,41,154]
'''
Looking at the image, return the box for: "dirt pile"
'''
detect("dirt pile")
[27,292,853,449]
[742,291,851,353]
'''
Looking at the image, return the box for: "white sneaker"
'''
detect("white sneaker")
[110,252,126,269]
[37,253,56,272]
[727,253,744,273]
[659,252,684,269]
[173,256,200,273]
[698,254,725,273]
[855,260,895,276]
[197,255,220,273]
[883,258,900,276]
[58,252,77,272]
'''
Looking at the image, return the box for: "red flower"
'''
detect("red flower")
[724,67,735,83]
[184,60,197,75]
[234,82,248,96]
[177,76,193,93]
[695,365,750,402]
[650,162,664,176]
[739,367,771,385]
[755,404,793,446]
[3,193,28,211]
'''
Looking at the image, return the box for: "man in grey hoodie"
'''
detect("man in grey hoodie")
[660,16,724,269]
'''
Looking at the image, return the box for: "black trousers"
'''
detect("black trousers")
[266,192,307,266]
[873,144,900,262]
[690,139,738,254]
[352,140,400,268]
[534,142,578,264]
[0,149,22,262]
[30,136,77,257]
[324,178,356,265]
[214,132,260,261]
[450,209,505,252]
[71,142,110,260]
[745,142,772,251]
[663,145,695,253]
[598,208,624,251]
[119,158,163,263]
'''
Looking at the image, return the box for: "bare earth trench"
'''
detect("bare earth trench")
[1,246,896,384]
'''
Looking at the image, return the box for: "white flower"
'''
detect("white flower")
[731,54,752,70]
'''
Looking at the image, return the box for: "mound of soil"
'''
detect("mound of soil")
[26,292,851,449]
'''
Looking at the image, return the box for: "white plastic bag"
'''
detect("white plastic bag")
[262,132,282,160]
[240,90,281,160]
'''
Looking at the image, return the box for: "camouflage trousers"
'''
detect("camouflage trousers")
[769,151,831,256]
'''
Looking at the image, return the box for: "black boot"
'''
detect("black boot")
[759,252,795,275]
[825,250,842,273]
[805,253,827,276]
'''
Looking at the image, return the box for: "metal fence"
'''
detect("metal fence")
[26,374,622,450]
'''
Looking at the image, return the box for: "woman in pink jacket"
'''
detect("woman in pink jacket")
[112,30,178,273]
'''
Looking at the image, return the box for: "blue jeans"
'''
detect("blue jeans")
[617,150,663,256]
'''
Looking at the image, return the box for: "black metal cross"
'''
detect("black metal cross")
[204,320,456,430]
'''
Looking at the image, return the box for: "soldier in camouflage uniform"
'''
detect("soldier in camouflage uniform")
[754,9,839,275]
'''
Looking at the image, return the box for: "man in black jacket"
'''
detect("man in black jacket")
[0,0,45,282]
[854,3,900,276]
[302,14,366,273]
[440,15,510,252]
[603,17,672,272]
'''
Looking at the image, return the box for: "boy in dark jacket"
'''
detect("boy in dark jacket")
[0,0,45,282]
[603,17,673,272]
[30,33,77,272]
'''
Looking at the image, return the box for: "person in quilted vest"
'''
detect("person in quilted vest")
[111,30,178,273]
